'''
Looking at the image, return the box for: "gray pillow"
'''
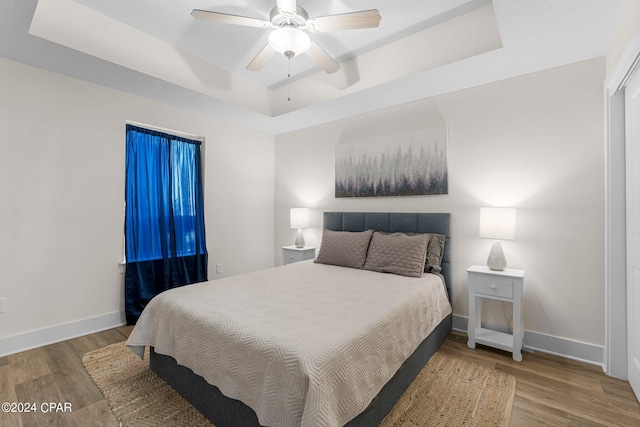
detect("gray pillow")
[363,232,429,278]
[314,229,374,269]
[425,233,446,273]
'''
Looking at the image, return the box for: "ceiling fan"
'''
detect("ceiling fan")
[191,0,381,74]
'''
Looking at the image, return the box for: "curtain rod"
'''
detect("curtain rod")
[126,120,204,143]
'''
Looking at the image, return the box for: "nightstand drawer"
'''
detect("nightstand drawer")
[282,246,316,265]
[286,251,305,263]
[475,275,513,298]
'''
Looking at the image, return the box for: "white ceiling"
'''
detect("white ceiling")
[71,0,481,88]
[0,0,625,135]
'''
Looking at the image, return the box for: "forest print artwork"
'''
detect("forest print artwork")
[335,127,448,197]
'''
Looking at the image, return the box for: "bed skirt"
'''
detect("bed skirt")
[150,313,453,427]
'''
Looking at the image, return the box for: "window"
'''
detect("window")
[124,124,207,324]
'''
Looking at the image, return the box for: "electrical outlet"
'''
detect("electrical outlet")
[216,264,223,274]
[0,297,6,314]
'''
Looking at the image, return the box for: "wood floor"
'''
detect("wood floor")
[1,328,639,426]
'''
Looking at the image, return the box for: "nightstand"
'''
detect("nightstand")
[467,265,525,361]
[282,246,316,265]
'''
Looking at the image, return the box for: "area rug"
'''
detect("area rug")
[83,343,515,427]
[380,352,515,426]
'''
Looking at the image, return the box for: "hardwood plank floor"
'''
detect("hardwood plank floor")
[443,332,640,427]
[1,328,638,426]
[0,326,132,427]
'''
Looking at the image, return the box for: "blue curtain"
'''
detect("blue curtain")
[124,125,208,324]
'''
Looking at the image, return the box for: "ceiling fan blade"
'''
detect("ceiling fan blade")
[276,0,297,15]
[191,9,271,29]
[246,43,277,71]
[306,41,340,74]
[306,9,381,32]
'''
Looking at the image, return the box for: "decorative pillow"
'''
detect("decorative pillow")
[363,232,429,278]
[425,233,446,273]
[314,229,374,269]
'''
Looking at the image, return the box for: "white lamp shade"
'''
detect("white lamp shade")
[290,208,310,229]
[479,207,516,240]
[269,27,311,56]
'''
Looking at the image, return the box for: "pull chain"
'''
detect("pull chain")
[287,55,291,102]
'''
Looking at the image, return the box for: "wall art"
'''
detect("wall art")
[335,126,448,197]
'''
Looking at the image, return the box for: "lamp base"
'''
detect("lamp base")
[487,240,507,271]
[294,229,305,248]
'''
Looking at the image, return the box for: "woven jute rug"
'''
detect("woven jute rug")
[380,352,515,426]
[82,343,515,427]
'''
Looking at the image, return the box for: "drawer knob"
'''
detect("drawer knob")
[490,284,497,290]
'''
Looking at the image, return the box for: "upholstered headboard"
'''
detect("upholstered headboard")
[323,212,452,301]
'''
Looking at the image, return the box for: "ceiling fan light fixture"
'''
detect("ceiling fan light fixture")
[193,3,380,73]
[269,27,311,57]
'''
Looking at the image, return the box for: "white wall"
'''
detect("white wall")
[0,58,275,353]
[275,58,605,360]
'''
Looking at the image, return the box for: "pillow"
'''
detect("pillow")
[363,232,429,278]
[425,233,446,273]
[314,229,374,269]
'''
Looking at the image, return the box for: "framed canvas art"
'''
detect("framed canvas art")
[335,126,448,197]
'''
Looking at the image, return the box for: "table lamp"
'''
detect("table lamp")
[290,208,310,248]
[479,207,516,271]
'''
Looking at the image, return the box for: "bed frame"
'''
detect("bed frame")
[150,212,452,426]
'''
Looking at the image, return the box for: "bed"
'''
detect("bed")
[126,212,453,427]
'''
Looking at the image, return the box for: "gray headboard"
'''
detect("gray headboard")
[323,212,452,301]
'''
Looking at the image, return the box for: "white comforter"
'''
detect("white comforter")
[126,260,452,427]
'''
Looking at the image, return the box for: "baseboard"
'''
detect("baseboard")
[452,314,604,368]
[0,311,126,357]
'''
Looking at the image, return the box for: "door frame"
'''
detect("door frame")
[605,32,640,379]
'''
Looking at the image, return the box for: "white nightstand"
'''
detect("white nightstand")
[467,265,525,362]
[282,246,316,265]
